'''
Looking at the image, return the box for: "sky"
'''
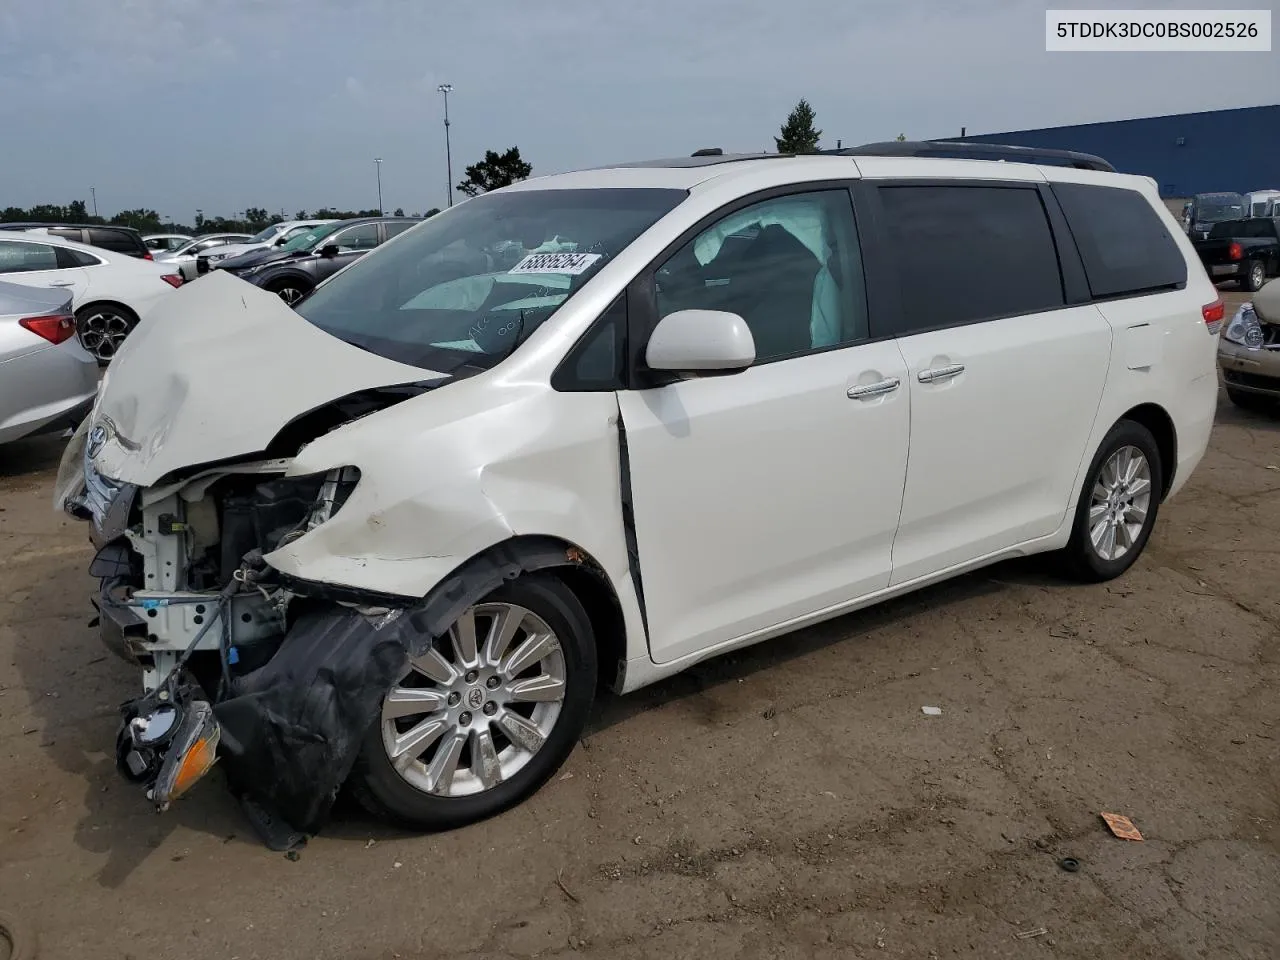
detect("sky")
[1,0,1276,221]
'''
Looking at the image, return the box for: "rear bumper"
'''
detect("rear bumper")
[1206,261,1245,280]
[0,346,99,445]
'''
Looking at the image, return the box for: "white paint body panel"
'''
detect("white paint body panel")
[0,235,178,322]
[618,340,910,664]
[889,305,1112,584]
[71,155,1219,697]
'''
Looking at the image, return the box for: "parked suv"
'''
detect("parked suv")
[58,149,1219,839]
[217,216,418,303]
[0,223,152,259]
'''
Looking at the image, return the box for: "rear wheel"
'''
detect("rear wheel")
[350,573,597,830]
[75,303,138,365]
[1058,420,1162,582]
[266,278,311,305]
[1243,260,1267,293]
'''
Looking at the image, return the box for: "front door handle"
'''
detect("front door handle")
[847,377,901,399]
[918,363,965,384]
[50,281,76,287]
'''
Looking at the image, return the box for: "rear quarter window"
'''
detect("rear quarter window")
[1052,182,1187,299]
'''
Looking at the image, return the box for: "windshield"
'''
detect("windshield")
[247,225,282,243]
[1197,196,1246,222]
[282,222,343,253]
[295,188,686,373]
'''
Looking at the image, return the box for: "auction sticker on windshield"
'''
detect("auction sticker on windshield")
[509,252,601,275]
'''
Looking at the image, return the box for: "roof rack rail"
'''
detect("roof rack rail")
[690,147,724,157]
[822,140,1116,172]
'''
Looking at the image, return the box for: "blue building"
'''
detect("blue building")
[947,104,1279,198]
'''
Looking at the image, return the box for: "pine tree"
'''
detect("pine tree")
[775,99,822,154]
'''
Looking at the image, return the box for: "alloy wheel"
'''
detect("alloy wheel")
[275,286,305,305]
[77,308,133,362]
[1088,445,1153,561]
[380,602,567,798]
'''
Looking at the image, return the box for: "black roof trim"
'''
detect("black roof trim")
[823,140,1116,172]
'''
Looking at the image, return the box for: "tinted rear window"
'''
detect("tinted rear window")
[88,228,146,255]
[1054,183,1187,298]
[877,184,1065,332]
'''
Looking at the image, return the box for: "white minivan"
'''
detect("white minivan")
[57,146,1220,840]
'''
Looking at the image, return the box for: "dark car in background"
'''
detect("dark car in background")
[0,223,153,259]
[1193,217,1280,292]
[1184,192,1248,241]
[215,217,418,303]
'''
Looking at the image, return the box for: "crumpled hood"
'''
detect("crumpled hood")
[89,270,445,486]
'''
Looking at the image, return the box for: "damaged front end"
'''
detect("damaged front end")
[61,421,413,844]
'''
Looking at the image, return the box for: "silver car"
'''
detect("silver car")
[154,233,254,282]
[0,281,98,445]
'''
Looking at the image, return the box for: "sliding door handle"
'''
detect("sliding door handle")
[847,377,900,399]
[917,363,964,384]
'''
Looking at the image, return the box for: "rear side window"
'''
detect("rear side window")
[0,240,59,272]
[49,227,83,243]
[384,221,415,238]
[1052,183,1187,299]
[877,185,1064,332]
[89,228,145,255]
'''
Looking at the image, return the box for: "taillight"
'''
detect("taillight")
[1228,242,1243,261]
[19,313,77,345]
[142,251,154,260]
[161,274,183,289]
[1203,298,1225,335]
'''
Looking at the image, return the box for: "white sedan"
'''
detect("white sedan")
[0,233,184,363]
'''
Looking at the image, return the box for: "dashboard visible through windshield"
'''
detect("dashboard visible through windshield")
[294,188,686,373]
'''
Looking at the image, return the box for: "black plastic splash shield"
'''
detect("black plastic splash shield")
[213,606,409,835]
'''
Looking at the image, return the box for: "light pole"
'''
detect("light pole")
[438,83,454,207]
[90,186,98,218]
[374,157,384,215]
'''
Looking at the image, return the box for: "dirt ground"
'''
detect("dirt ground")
[1,290,1277,960]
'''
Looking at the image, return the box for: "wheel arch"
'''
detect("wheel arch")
[1117,402,1177,500]
[76,299,140,323]
[260,270,314,291]
[413,534,629,694]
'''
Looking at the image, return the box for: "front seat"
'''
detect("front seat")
[724,224,822,360]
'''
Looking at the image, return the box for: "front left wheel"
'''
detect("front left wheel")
[350,574,597,830]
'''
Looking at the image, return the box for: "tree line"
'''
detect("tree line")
[1,118,888,237]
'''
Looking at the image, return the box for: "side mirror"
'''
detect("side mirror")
[645,309,755,376]
[274,236,288,246]
[319,244,339,258]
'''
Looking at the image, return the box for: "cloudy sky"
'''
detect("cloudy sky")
[1,0,1274,220]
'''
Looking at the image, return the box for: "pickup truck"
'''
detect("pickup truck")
[1192,217,1280,292]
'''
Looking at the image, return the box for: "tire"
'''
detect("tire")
[350,573,597,831]
[75,303,138,365]
[1227,387,1274,413]
[1242,260,1267,293]
[266,277,311,306]
[1058,420,1162,583]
